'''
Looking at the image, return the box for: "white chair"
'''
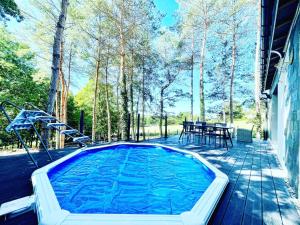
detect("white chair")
[236,125,254,143]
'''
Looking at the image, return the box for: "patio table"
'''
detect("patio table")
[191,124,233,150]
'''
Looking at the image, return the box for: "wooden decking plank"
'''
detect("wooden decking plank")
[241,145,263,225]
[261,146,283,225]
[209,145,252,225]
[205,149,238,173]
[220,145,255,225]
[266,148,300,225]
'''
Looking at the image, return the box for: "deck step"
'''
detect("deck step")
[11,123,32,130]
[0,195,35,217]
[73,136,90,143]
[46,123,66,128]
[60,129,78,135]
[30,116,57,122]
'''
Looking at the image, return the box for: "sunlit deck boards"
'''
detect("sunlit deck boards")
[146,136,300,225]
[0,137,299,225]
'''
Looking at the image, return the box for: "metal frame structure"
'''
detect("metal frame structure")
[0,100,91,168]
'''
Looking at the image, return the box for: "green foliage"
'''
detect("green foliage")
[97,84,119,136]
[66,95,80,129]
[145,112,192,126]
[0,28,48,107]
[0,0,23,22]
[74,80,93,135]
[0,28,49,147]
[74,79,119,137]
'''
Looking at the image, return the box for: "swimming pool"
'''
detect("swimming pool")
[32,143,228,225]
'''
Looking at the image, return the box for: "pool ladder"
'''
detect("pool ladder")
[0,100,92,168]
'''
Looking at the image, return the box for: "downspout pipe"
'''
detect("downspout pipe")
[270,50,282,60]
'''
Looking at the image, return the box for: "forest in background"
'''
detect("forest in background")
[0,0,262,149]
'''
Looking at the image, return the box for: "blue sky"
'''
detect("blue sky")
[154,0,178,26]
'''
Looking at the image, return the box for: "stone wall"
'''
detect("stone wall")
[271,14,300,198]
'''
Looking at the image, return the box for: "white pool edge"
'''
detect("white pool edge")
[32,142,229,225]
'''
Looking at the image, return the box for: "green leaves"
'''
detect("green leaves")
[0,0,23,22]
[0,28,49,147]
[0,28,49,106]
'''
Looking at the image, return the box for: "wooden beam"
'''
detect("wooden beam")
[273,34,288,42]
[275,19,293,30]
[279,0,298,10]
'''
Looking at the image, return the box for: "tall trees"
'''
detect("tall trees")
[177,0,219,121]
[229,0,237,124]
[177,14,197,121]
[118,0,128,140]
[156,30,188,136]
[47,0,69,115]
[228,0,256,124]
[206,39,231,122]
[0,0,258,147]
[178,0,255,123]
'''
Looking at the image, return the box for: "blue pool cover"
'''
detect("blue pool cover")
[48,145,215,215]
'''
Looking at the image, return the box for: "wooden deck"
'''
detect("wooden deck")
[146,136,300,225]
[0,136,299,225]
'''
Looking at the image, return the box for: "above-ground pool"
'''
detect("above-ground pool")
[32,143,228,225]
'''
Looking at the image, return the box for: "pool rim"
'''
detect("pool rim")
[32,143,229,225]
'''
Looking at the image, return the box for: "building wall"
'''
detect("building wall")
[270,90,278,146]
[269,14,300,198]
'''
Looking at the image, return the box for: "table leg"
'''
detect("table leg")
[227,129,233,147]
[223,128,228,150]
[179,128,184,140]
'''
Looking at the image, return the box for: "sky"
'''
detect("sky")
[154,0,179,27]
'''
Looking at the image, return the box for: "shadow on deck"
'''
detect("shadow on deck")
[0,135,299,225]
[146,135,300,225]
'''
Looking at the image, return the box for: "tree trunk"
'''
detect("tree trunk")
[60,43,72,146]
[43,0,68,148]
[105,52,112,142]
[254,0,262,112]
[92,45,101,142]
[119,0,129,140]
[129,50,135,140]
[47,0,69,114]
[55,88,61,149]
[116,69,120,140]
[229,13,237,124]
[142,57,145,141]
[65,42,73,119]
[191,37,194,121]
[59,40,65,148]
[199,25,207,121]
[223,102,226,123]
[254,0,262,135]
[159,89,164,137]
